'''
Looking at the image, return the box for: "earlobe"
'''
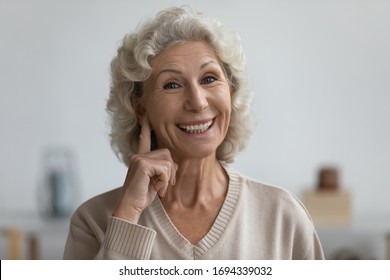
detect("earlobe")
[137,105,146,116]
[136,103,146,125]
[130,91,146,123]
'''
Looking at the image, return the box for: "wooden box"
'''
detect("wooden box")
[303,190,351,226]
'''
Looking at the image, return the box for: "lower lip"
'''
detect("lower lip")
[177,118,215,137]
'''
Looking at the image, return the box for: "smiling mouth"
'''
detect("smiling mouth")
[177,119,214,134]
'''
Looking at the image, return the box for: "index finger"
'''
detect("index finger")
[138,114,152,154]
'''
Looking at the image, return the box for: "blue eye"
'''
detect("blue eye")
[201,76,217,84]
[163,82,180,90]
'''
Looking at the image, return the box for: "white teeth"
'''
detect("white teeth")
[178,120,213,133]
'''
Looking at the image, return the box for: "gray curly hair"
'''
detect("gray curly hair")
[106,6,254,166]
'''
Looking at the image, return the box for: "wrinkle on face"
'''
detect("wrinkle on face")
[141,41,232,163]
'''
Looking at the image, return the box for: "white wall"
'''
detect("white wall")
[1,0,389,219]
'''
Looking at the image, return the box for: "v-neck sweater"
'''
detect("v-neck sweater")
[63,166,324,259]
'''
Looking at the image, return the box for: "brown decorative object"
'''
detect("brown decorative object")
[6,228,22,259]
[318,167,339,191]
[28,234,39,260]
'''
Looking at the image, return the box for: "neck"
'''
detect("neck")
[162,155,228,208]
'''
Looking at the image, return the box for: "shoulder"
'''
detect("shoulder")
[226,166,312,222]
[76,187,121,215]
[70,187,121,230]
[225,166,323,259]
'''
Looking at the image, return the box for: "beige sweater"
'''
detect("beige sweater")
[63,166,324,259]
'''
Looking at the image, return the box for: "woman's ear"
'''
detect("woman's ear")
[137,104,146,116]
[136,102,146,125]
[130,90,146,124]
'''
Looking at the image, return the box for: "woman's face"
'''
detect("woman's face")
[142,41,231,161]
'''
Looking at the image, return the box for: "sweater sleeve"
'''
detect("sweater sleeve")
[63,214,156,260]
[95,217,156,259]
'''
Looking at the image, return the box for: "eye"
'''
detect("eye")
[163,82,180,90]
[201,76,217,85]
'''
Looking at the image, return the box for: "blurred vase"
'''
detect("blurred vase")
[38,147,79,218]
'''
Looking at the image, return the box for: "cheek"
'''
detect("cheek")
[216,88,232,115]
[145,93,163,111]
[145,94,177,128]
[218,90,232,130]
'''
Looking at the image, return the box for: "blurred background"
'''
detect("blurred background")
[1,0,389,259]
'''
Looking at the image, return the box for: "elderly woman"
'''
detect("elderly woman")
[63,7,324,260]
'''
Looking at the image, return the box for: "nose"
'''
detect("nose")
[183,84,208,112]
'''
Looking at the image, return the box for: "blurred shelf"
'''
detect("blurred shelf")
[0,211,70,260]
[314,213,390,260]
[315,213,390,233]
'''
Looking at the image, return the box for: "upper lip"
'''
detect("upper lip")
[176,117,215,126]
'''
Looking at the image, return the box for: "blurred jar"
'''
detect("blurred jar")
[38,147,79,218]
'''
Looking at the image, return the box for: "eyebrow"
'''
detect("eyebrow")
[200,60,218,69]
[157,60,218,76]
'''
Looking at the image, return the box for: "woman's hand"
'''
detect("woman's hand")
[112,115,177,223]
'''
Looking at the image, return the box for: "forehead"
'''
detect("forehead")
[150,41,219,69]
